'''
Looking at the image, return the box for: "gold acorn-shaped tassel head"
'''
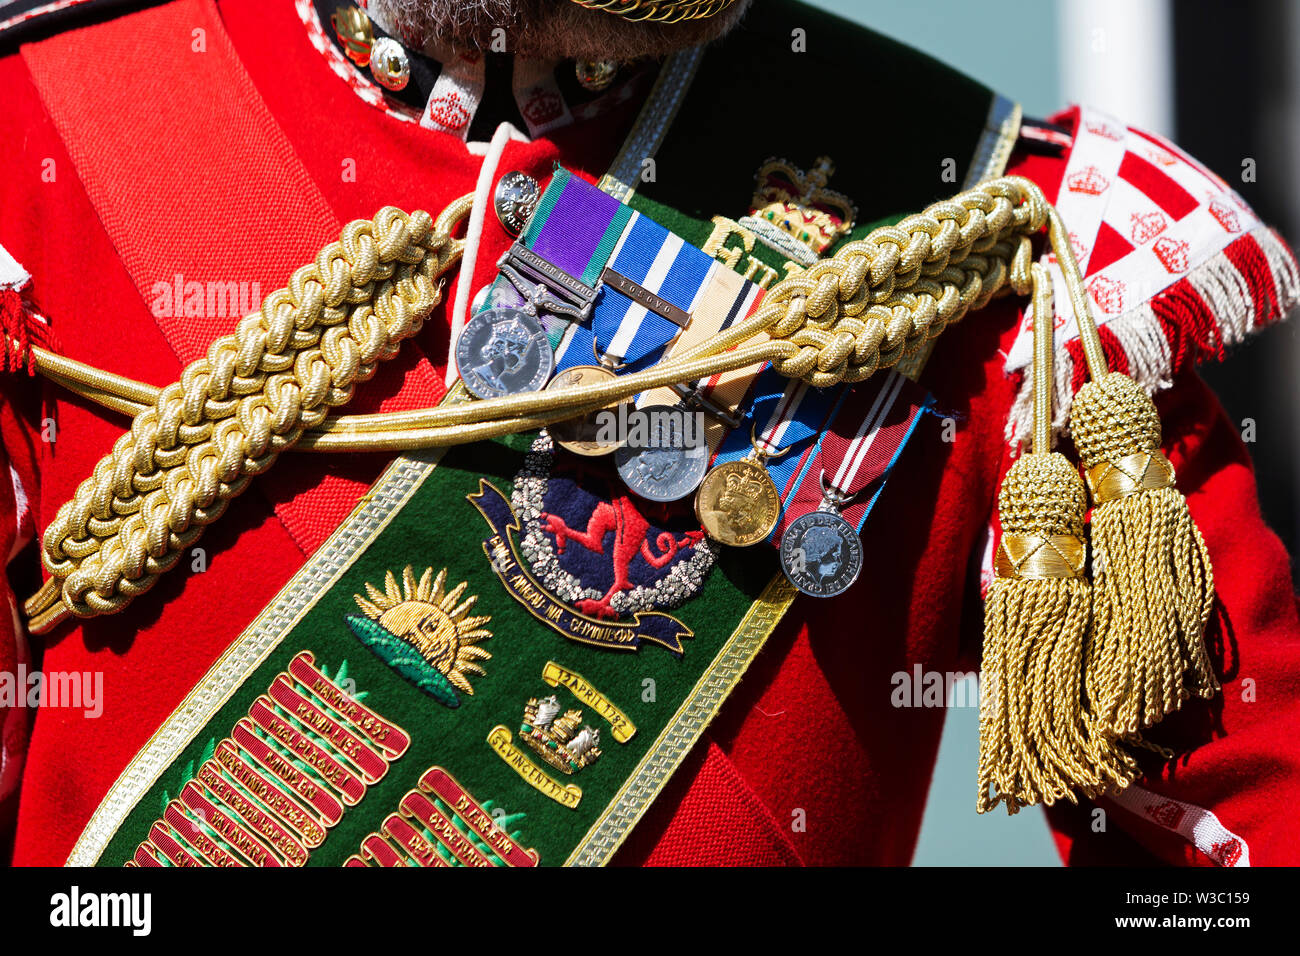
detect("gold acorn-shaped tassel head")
[978,452,1137,814]
[1071,371,1218,739]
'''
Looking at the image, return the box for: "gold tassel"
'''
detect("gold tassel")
[978,453,1138,813]
[1071,371,1219,738]
[978,262,1136,814]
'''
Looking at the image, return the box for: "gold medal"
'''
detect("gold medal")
[694,457,781,546]
[546,365,625,456]
[696,424,795,547]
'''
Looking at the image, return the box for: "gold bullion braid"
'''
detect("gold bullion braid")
[23,176,1056,629]
[568,0,738,23]
[749,177,1043,387]
[27,199,471,630]
[19,176,1051,449]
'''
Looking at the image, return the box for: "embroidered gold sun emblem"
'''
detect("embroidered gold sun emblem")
[348,566,492,707]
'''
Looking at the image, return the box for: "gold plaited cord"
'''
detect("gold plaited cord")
[17,175,1070,630]
[567,0,738,24]
[24,198,472,631]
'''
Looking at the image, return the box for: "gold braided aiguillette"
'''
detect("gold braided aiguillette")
[23,176,1060,630]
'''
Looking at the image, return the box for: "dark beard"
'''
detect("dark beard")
[378,0,521,51]
[372,0,751,59]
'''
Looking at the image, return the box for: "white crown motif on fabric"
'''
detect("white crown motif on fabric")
[1004,105,1299,446]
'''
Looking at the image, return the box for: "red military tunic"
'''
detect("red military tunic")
[0,0,1297,866]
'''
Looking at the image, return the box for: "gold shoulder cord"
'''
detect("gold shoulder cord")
[15,173,1222,815]
[14,178,1075,631]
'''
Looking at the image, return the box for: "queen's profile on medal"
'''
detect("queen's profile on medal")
[780,510,863,597]
[457,308,553,399]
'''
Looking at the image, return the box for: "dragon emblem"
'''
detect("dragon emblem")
[513,435,716,621]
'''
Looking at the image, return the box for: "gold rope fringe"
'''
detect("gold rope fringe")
[979,264,1138,813]
[978,453,1138,813]
[1073,373,1218,736]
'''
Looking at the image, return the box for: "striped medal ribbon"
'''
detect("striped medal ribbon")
[460,167,627,400]
[612,254,768,502]
[776,370,933,597]
[486,165,633,346]
[705,369,843,545]
[554,208,719,375]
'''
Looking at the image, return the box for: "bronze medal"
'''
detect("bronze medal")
[546,365,625,456]
[694,457,781,547]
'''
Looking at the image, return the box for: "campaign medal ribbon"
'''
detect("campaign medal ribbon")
[774,369,933,541]
[776,369,932,596]
[702,370,840,546]
[466,169,628,452]
[461,168,632,400]
[613,256,768,501]
[554,207,714,375]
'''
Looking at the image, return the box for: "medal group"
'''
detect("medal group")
[461,166,894,598]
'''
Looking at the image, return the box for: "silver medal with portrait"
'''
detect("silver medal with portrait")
[614,404,709,503]
[779,509,863,598]
[456,308,553,399]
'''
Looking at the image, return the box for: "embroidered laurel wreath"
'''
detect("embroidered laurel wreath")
[16,177,1220,813]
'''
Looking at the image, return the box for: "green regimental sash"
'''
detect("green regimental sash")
[73,430,788,867]
[68,2,1019,866]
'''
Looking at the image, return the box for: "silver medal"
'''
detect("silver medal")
[456,308,553,399]
[615,404,709,502]
[779,509,863,598]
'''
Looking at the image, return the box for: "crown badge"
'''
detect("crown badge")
[737,156,857,266]
[1088,275,1126,315]
[1209,199,1241,233]
[1153,235,1190,273]
[725,467,766,498]
[520,695,602,774]
[1130,211,1167,244]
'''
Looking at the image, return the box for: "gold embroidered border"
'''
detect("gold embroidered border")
[66,425,799,865]
[564,573,797,865]
[966,94,1023,190]
[895,92,1021,382]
